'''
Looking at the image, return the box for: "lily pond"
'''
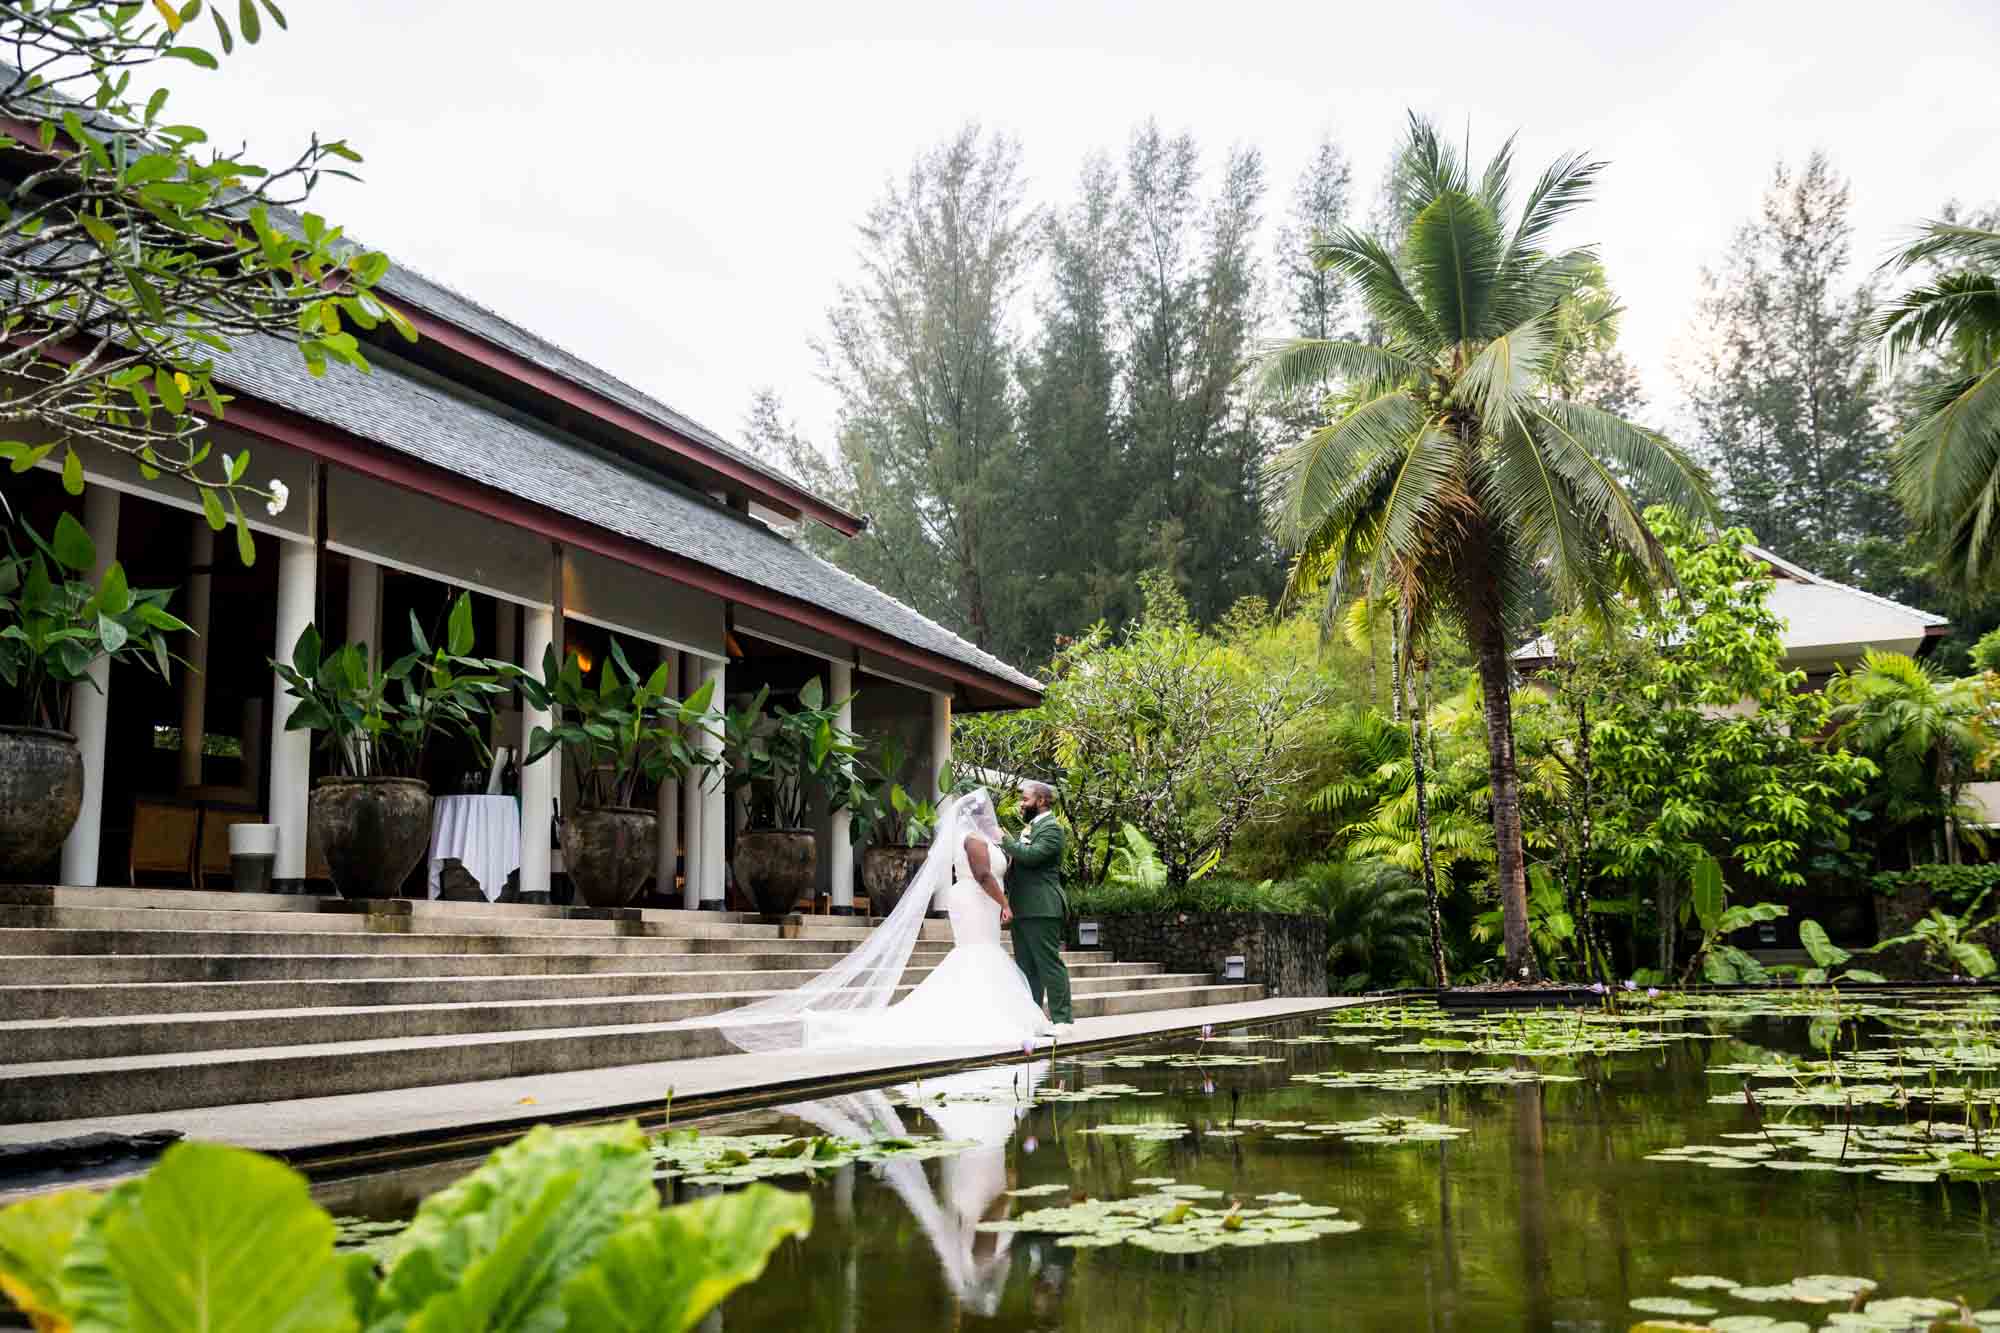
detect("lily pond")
[316,996,2000,1331]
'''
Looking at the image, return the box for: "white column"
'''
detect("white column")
[176,520,213,793]
[829,660,855,914]
[59,488,120,885]
[519,606,555,901]
[655,649,680,904]
[680,652,703,910]
[344,557,381,775]
[345,557,381,668]
[929,691,952,802]
[269,534,317,886]
[700,655,727,908]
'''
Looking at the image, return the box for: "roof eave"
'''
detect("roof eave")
[393,303,866,536]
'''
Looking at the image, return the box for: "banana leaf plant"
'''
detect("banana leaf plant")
[513,638,720,810]
[723,677,867,831]
[0,512,189,730]
[1682,854,1789,984]
[850,734,939,847]
[271,591,506,779]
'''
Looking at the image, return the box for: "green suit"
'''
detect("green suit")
[1002,814,1071,1024]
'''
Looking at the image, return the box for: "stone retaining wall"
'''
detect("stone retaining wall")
[1077,911,1326,997]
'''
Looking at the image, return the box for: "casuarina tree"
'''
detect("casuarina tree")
[1255,114,1712,980]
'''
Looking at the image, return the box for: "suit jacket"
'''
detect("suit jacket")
[1002,814,1067,919]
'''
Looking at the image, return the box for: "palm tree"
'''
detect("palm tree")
[1257,115,1712,980]
[1829,649,1991,865]
[1877,221,2000,586]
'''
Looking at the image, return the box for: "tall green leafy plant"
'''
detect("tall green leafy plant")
[0,1122,810,1332]
[0,512,188,730]
[271,592,506,780]
[1256,113,1713,978]
[724,678,866,830]
[514,640,720,810]
[1573,511,1875,975]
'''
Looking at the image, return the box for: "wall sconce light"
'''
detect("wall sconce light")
[1757,923,1778,945]
[1224,955,1246,981]
[1077,921,1099,948]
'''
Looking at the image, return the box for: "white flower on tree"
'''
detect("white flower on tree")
[266,479,290,516]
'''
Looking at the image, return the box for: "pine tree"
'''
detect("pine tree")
[1681,153,1897,580]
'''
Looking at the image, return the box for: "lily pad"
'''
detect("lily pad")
[1631,1296,1719,1317]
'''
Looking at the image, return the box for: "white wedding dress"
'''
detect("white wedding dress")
[803,834,1046,1050]
[712,789,1048,1055]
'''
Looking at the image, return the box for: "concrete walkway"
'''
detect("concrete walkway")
[0,996,1351,1177]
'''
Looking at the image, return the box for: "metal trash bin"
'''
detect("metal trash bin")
[229,823,278,894]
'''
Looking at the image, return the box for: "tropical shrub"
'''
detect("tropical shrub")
[955,582,1321,889]
[723,677,866,830]
[1294,861,1431,992]
[0,513,190,730]
[1829,650,1992,865]
[514,639,720,809]
[0,1121,809,1333]
[1868,884,2000,979]
[1872,862,2000,910]
[272,591,508,780]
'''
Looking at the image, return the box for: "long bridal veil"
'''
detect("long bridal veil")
[713,788,1005,1054]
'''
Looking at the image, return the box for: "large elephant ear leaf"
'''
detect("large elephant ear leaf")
[1799,919,1849,969]
[1689,855,1725,936]
[560,1184,812,1333]
[374,1122,655,1332]
[0,1187,100,1331]
[82,1142,355,1333]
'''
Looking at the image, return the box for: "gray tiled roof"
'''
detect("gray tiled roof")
[207,332,1040,697]
[374,264,857,522]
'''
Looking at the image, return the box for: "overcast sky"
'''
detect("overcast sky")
[155,0,2000,452]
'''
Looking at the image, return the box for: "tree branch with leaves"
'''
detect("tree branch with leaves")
[0,0,408,558]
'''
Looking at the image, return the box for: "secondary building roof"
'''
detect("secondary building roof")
[1513,544,1949,672]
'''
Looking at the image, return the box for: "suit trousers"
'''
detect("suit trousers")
[1010,915,1071,1024]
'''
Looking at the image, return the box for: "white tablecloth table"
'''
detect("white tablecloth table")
[427,794,522,902]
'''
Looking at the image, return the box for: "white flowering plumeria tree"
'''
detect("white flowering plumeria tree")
[0,2,406,562]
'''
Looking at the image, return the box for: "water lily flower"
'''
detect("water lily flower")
[1589,982,1606,995]
[266,478,290,516]
[1622,980,1638,992]
[1202,1079,1215,1095]
[1200,1024,1213,1040]
[1646,987,1661,999]
[1022,1040,1036,1057]
[1022,1136,1038,1154]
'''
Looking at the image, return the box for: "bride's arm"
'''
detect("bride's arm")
[963,836,1011,923]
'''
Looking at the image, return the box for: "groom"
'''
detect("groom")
[1002,781,1072,1036]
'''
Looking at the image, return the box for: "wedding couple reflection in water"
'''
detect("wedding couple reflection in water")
[783,1057,1071,1321]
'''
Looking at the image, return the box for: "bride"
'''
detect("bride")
[714,788,1051,1053]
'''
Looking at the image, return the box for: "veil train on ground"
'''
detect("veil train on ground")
[711,790,1005,1054]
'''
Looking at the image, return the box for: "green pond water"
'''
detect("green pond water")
[315,998,2000,1332]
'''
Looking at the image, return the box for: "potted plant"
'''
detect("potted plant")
[854,736,939,919]
[724,677,866,917]
[514,640,719,908]
[272,592,505,899]
[0,513,189,879]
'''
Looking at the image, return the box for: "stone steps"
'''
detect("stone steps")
[0,983,1268,1122]
[0,961,1179,1020]
[0,886,1262,1124]
[1,970,1226,1061]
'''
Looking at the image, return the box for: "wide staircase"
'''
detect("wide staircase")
[0,886,1261,1125]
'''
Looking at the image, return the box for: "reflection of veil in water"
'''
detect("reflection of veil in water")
[786,1060,1045,1317]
